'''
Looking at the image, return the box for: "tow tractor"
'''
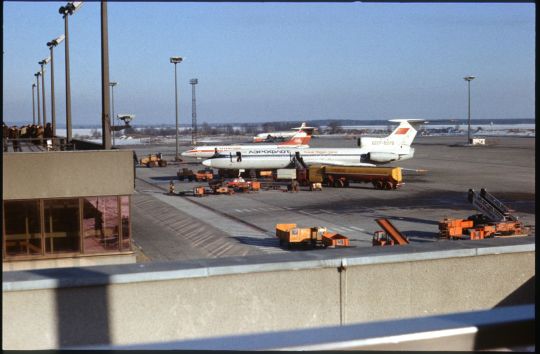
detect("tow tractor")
[439,188,530,240]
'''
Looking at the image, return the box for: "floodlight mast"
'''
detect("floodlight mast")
[35,72,41,125]
[170,56,183,161]
[47,35,64,137]
[464,76,476,144]
[39,58,50,126]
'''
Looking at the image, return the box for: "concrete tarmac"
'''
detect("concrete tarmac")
[125,135,535,262]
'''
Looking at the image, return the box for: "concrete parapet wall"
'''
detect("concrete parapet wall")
[2,240,535,349]
[3,150,134,200]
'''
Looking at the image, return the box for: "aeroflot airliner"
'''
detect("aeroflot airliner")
[181,130,312,159]
[202,119,425,169]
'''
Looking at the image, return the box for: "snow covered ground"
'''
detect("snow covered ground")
[59,123,535,146]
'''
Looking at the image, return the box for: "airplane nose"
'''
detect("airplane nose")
[202,159,212,167]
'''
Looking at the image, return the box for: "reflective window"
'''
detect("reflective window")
[82,196,120,253]
[120,196,131,251]
[44,199,80,254]
[3,200,42,256]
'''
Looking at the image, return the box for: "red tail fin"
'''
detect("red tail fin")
[278,132,311,146]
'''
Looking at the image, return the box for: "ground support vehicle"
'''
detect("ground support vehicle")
[309,182,323,191]
[195,169,214,182]
[275,224,350,249]
[297,166,403,190]
[372,218,409,246]
[177,168,195,181]
[140,153,167,167]
[193,186,212,197]
[439,189,529,240]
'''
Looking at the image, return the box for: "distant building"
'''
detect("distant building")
[3,150,136,270]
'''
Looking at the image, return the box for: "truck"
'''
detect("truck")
[275,223,350,248]
[297,165,403,190]
[195,169,214,182]
[140,153,167,167]
[177,168,195,181]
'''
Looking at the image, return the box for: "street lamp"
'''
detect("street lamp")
[464,76,476,144]
[109,81,117,147]
[190,78,198,145]
[47,34,65,137]
[59,1,83,143]
[32,83,36,125]
[34,72,42,125]
[170,56,183,161]
[39,57,50,127]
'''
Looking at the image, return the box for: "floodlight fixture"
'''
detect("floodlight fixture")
[35,72,41,77]
[464,76,476,82]
[170,56,183,64]
[39,57,51,65]
[109,81,117,87]
[48,34,65,47]
[60,1,83,15]
[190,78,198,85]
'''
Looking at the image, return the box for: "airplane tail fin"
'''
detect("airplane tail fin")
[387,119,426,147]
[279,131,311,146]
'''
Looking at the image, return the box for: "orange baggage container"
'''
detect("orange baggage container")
[250,181,261,191]
[322,232,350,247]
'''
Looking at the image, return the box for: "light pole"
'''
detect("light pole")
[39,57,50,127]
[109,81,117,147]
[47,34,65,137]
[32,83,36,125]
[190,78,198,145]
[100,1,112,150]
[170,56,183,161]
[464,76,475,144]
[59,1,83,144]
[35,72,42,125]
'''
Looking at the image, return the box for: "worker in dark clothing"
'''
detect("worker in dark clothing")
[44,123,53,139]
[2,123,8,151]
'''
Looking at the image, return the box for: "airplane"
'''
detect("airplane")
[252,122,317,143]
[202,119,426,170]
[181,129,312,159]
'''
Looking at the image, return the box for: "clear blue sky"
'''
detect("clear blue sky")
[2,2,535,126]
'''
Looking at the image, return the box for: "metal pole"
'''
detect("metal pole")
[32,84,36,125]
[50,46,56,136]
[174,63,179,161]
[41,64,47,126]
[101,0,111,149]
[111,84,115,147]
[467,80,471,144]
[191,79,198,145]
[36,74,41,125]
[64,14,72,143]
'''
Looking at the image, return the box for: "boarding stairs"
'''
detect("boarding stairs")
[467,188,517,222]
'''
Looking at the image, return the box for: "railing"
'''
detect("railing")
[3,137,75,152]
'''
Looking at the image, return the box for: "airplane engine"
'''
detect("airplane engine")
[366,152,399,163]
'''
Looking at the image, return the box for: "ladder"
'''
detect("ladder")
[468,189,517,222]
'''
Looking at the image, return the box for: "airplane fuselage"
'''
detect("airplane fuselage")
[203,145,414,169]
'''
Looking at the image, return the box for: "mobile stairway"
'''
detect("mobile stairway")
[467,188,518,222]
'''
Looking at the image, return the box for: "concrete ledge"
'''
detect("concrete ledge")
[3,237,534,292]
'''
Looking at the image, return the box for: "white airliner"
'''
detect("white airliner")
[252,122,317,143]
[181,130,312,159]
[202,119,425,169]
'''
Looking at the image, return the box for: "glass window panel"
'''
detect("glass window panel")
[82,196,120,253]
[3,200,42,256]
[120,196,131,251]
[44,199,80,254]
